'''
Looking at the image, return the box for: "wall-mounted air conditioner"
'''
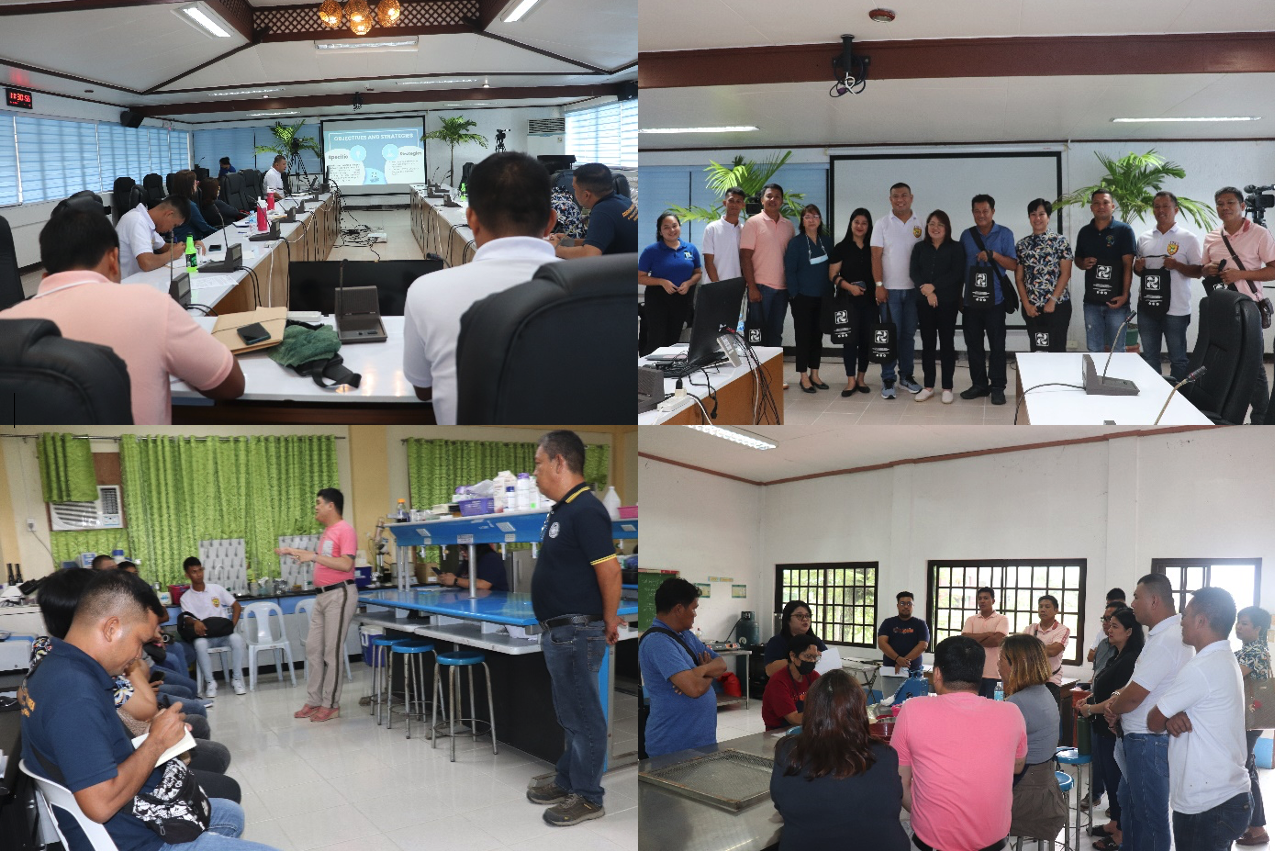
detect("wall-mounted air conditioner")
[528,117,565,137]
[50,486,124,531]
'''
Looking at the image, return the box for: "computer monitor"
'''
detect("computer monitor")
[288,259,444,316]
[685,276,746,366]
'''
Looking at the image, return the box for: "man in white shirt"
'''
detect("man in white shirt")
[178,556,247,697]
[115,196,197,279]
[1104,573,1195,851]
[402,151,558,424]
[702,188,745,282]
[264,155,287,198]
[1149,587,1251,851]
[1134,192,1203,382]
[1024,594,1070,687]
[870,182,923,398]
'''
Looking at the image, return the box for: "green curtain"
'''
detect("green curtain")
[404,438,610,508]
[118,435,338,586]
[49,529,131,570]
[37,434,98,503]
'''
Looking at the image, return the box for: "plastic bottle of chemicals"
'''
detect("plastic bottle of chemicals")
[515,473,532,510]
[601,486,622,521]
[505,485,517,512]
[395,499,409,522]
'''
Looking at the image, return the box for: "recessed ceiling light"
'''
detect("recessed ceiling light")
[685,425,776,451]
[502,0,542,23]
[211,87,284,97]
[639,126,759,134]
[314,37,418,51]
[869,7,896,22]
[179,5,231,37]
[1112,116,1260,123]
[396,78,479,87]
[248,110,299,117]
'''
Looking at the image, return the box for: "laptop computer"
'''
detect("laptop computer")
[335,285,387,344]
[199,242,242,273]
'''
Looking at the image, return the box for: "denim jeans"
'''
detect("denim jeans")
[1247,729,1267,827]
[541,620,608,806]
[880,288,919,383]
[1172,792,1252,851]
[1083,301,1131,352]
[193,634,246,686]
[1120,732,1171,851]
[1091,727,1122,824]
[164,798,281,850]
[756,285,789,348]
[158,668,201,697]
[1137,312,1191,381]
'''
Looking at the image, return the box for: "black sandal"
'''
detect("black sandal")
[857,383,871,394]
[1093,837,1120,851]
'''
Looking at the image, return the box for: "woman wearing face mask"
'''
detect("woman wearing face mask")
[764,600,829,677]
[638,211,702,356]
[1235,606,1271,846]
[783,204,835,393]
[762,634,823,730]
[828,208,878,396]
[1014,198,1074,352]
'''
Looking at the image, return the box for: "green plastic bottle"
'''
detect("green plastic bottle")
[185,235,197,270]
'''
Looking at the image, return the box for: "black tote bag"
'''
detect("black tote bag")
[868,301,897,364]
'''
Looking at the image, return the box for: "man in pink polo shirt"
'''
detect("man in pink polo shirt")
[1024,594,1070,687]
[893,635,1027,851]
[1201,185,1275,425]
[740,183,796,351]
[0,208,243,424]
[962,587,1009,699]
[276,488,358,723]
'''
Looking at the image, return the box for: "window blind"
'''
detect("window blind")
[565,100,637,169]
[0,117,18,206]
[16,116,101,205]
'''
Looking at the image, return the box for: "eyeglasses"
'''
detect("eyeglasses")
[791,613,812,621]
[1101,616,1113,622]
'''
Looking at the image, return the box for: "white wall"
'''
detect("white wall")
[420,105,565,185]
[639,429,1275,682]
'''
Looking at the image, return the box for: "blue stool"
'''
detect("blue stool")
[431,649,497,762]
[1014,772,1075,851]
[1055,746,1093,850]
[389,640,438,739]
[368,636,409,726]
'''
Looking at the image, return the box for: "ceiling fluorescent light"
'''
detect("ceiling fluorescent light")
[503,0,542,23]
[685,425,776,451]
[396,78,479,86]
[211,88,284,98]
[639,126,759,134]
[315,37,418,51]
[1112,116,1259,123]
[181,5,231,38]
[249,110,299,117]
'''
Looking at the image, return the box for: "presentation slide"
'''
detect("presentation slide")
[322,121,425,187]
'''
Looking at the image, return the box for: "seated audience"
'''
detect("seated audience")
[114,194,200,278]
[402,151,559,424]
[0,208,244,424]
[438,543,510,591]
[1235,605,1271,846]
[20,570,271,850]
[1149,587,1251,851]
[638,577,725,758]
[550,170,585,240]
[550,162,637,257]
[770,669,909,851]
[762,634,822,730]
[264,155,287,198]
[891,635,1027,851]
[998,634,1066,841]
[218,156,237,179]
[199,178,247,227]
[763,600,829,677]
[91,554,118,571]
[178,557,248,698]
[170,170,219,242]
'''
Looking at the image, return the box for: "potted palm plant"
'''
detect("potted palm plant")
[253,119,323,176]
[667,152,806,224]
[1054,150,1216,229]
[422,116,488,187]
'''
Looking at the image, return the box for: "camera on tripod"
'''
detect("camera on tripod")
[1244,184,1274,227]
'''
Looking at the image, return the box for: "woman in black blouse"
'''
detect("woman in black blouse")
[770,669,908,851]
[828,208,878,397]
[909,210,967,403]
[1079,607,1144,851]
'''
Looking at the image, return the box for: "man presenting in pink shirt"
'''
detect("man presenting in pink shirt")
[277,489,357,722]
[893,635,1028,851]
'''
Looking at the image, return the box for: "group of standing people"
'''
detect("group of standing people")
[642,180,1274,422]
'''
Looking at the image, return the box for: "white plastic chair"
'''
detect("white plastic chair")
[194,645,233,697]
[20,759,120,851]
[295,598,353,680]
[240,601,297,690]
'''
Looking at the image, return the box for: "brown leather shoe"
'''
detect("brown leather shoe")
[294,704,319,719]
[1237,831,1271,846]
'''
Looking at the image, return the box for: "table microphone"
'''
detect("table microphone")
[1153,366,1207,425]
[1100,307,1137,381]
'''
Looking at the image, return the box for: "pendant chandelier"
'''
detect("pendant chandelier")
[316,0,402,34]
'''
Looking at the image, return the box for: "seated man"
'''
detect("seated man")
[402,151,559,424]
[549,162,637,258]
[91,554,117,571]
[892,635,1028,851]
[178,557,247,698]
[439,543,510,591]
[115,195,204,278]
[19,570,274,851]
[761,634,822,730]
[218,156,237,179]
[0,208,244,425]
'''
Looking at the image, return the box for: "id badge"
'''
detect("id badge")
[809,254,827,266]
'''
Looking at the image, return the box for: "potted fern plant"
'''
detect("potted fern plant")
[422,116,488,187]
[667,152,806,224]
[1054,150,1216,229]
[253,119,322,176]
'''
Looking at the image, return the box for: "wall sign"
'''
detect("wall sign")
[6,88,33,110]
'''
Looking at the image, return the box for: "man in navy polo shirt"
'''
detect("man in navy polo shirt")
[439,542,510,591]
[1075,189,1136,352]
[959,194,1018,406]
[526,430,624,828]
[878,591,930,674]
[639,577,725,758]
[19,570,276,851]
[550,163,637,258]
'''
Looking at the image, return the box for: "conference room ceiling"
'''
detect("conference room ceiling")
[0,0,635,122]
[638,426,1211,486]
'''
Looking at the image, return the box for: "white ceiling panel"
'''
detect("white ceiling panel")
[486,0,636,71]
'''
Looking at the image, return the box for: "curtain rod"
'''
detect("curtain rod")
[3,434,346,442]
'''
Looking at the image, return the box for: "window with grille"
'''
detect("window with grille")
[927,559,1087,666]
[1149,558,1261,616]
[565,100,637,169]
[774,562,878,647]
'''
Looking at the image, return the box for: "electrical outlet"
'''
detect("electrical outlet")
[26,518,37,532]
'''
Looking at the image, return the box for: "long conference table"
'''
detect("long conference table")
[409,184,477,267]
[120,193,436,423]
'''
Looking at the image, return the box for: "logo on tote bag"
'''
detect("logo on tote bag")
[874,329,890,345]
[835,310,848,324]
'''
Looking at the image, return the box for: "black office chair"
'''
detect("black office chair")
[222,172,247,211]
[193,166,210,182]
[1181,288,1263,424]
[614,173,631,198]
[0,319,133,424]
[112,177,143,223]
[454,253,635,424]
[460,162,475,188]
[0,214,22,311]
[241,170,261,205]
[164,172,176,194]
[142,172,165,207]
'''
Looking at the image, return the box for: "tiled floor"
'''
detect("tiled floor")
[205,661,637,851]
